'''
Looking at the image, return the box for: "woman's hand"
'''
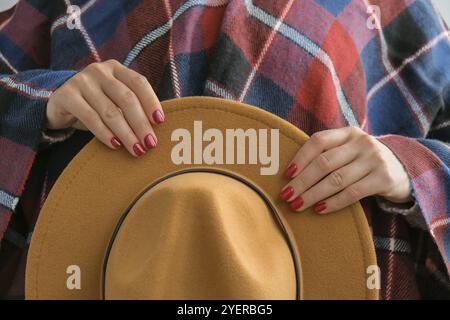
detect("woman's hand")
[46,59,164,157]
[280,127,412,214]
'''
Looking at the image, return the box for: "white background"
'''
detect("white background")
[0,0,16,12]
[0,0,449,26]
[434,0,450,24]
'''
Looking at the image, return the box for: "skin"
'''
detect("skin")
[46,59,164,157]
[281,127,412,214]
[47,60,412,213]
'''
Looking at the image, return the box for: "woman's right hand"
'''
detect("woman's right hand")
[46,59,164,157]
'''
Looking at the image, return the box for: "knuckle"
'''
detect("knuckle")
[316,153,331,171]
[73,72,88,84]
[130,74,148,88]
[102,105,121,120]
[86,62,103,72]
[54,86,76,102]
[50,87,65,102]
[359,133,376,146]
[329,170,344,188]
[105,59,120,68]
[119,90,137,106]
[372,149,386,163]
[346,185,360,201]
[348,126,363,135]
[310,132,325,147]
[85,63,109,77]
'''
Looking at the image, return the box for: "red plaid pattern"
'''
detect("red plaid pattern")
[0,0,450,299]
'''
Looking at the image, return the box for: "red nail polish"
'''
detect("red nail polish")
[111,137,121,149]
[285,163,298,178]
[314,202,327,214]
[152,110,165,124]
[144,133,157,150]
[289,196,304,211]
[133,143,146,157]
[280,186,295,201]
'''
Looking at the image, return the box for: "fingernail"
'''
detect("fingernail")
[133,143,146,157]
[284,163,298,178]
[152,110,165,124]
[280,186,295,201]
[144,133,157,150]
[289,196,304,211]
[111,137,121,149]
[314,201,327,214]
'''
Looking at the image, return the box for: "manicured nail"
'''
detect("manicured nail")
[314,201,327,214]
[289,196,304,211]
[111,137,121,149]
[144,133,157,150]
[280,186,295,201]
[133,143,146,157]
[284,163,298,178]
[152,110,165,124]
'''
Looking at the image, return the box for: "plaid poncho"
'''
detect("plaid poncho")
[1,0,450,299]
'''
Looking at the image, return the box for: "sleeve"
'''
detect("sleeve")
[375,196,427,230]
[0,0,77,240]
[372,0,450,274]
[376,134,450,272]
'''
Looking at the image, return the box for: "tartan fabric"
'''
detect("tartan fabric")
[1,0,450,299]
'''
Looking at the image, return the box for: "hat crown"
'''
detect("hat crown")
[104,172,297,299]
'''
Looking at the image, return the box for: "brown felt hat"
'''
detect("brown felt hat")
[25,97,378,300]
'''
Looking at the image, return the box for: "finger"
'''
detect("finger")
[64,94,121,150]
[79,82,148,157]
[100,76,157,151]
[112,63,164,125]
[287,158,372,212]
[281,143,360,201]
[285,127,361,179]
[94,77,157,155]
[313,173,382,215]
[72,120,88,131]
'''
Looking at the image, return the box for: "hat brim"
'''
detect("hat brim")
[26,97,378,300]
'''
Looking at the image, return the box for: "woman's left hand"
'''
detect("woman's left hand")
[280,127,412,214]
